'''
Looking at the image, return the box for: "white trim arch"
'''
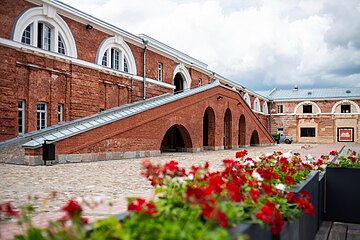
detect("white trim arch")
[262,101,269,114]
[96,35,137,75]
[331,100,360,113]
[11,5,77,57]
[243,93,251,107]
[173,63,191,90]
[294,101,322,114]
[253,97,261,112]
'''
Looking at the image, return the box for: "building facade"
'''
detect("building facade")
[0,0,359,165]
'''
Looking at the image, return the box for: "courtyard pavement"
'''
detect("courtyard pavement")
[0,143,352,239]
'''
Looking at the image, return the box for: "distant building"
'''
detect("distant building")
[257,87,360,144]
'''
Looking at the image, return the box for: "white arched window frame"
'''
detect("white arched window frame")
[173,63,192,90]
[294,101,322,114]
[11,5,77,57]
[262,101,269,114]
[243,93,251,107]
[253,97,261,112]
[331,100,360,114]
[96,35,137,75]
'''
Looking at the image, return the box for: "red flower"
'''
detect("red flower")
[226,183,244,202]
[262,184,276,195]
[215,210,228,227]
[250,188,261,202]
[294,198,315,216]
[82,217,90,224]
[62,200,82,217]
[128,198,146,212]
[235,149,248,158]
[286,192,295,202]
[284,176,295,186]
[329,150,338,156]
[0,203,20,218]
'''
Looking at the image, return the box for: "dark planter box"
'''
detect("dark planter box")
[289,170,319,240]
[325,166,360,223]
[228,223,272,240]
[318,171,325,227]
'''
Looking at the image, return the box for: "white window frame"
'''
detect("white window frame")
[277,105,283,113]
[12,5,77,57]
[37,102,47,130]
[58,104,63,122]
[158,63,163,81]
[18,100,25,135]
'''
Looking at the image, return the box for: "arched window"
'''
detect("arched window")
[96,36,137,74]
[253,97,260,112]
[262,101,269,114]
[12,5,77,57]
[243,93,251,107]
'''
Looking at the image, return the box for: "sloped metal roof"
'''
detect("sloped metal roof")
[18,81,221,149]
[256,87,360,100]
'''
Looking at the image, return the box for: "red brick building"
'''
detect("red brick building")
[1,0,359,165]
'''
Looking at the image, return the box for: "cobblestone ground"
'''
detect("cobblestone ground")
[0,143,348,239]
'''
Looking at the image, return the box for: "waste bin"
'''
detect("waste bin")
[43,140,55,165]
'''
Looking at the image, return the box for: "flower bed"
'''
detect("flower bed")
[1,150,320,240]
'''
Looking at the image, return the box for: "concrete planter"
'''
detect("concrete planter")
[288,170,319,240]
[325,166,360,223]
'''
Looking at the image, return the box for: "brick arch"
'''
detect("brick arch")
[250,130,260,146]
[238,114,246,146]
[203,106,216,148]
[224,108,232,149]
[160,124,193,152]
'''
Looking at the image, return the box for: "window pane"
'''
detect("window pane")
[300,128,316,137]
[124,57,129,72]
[58,35,66,54]
[21,25,31,45]
[102,51,108,66]
[303,105,312,113]
[341,105,351,113]
[111,48,120,70]
[277,105,283,113]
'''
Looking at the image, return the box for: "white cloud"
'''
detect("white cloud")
[61,0,360,90]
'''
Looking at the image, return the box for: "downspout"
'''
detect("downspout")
[269,100,273,134]
[142,39,149,100]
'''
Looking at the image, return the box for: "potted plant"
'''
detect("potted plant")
[325,149,360,223]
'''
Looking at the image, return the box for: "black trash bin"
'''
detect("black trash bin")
[43,140,55,165]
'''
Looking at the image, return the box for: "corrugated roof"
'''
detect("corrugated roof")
[256,87,360,100]
[18,81,221,149]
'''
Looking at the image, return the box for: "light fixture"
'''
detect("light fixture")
[86,24,93,30]
[237,101,242,105]
[217,96,223,100]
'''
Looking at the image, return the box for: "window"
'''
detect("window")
[111,48,120,70]
[58,35,66,55]
[37,103,47,130]
[58,104,63,122]
[303,105,313,114]
[253,98,260,112]
[277,105,283,113]
[38,22,51,51]
[341,105,351,113]
[198,78,202,86]
[158,63,163,81]
[21,25,31,45]
[300,128,316,137]
[102,50,108,66]
[18,100,25,135]
[13,5,77,57]
[99,108,105,112]
[123,57,129,73]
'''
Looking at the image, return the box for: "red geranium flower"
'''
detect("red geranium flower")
[62,200,82,217]
[235,149,248,158]
[329,150,338,156]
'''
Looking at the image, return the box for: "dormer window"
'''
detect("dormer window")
[341,105,351,113]
[13,5,77,57]
[96,36,137,74]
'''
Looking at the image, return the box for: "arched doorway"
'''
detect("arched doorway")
[203,107,215,149]
[224,109,232,149]
[238,115,246,146]
[250,130,260,146]
[160,124,192,152]
[174,73,184,93]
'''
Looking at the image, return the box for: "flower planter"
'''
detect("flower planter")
[289,170,319,240]
[318,171,325,227]
[325,166,360,223]
[273,218,299,240]
[228,223,272,240]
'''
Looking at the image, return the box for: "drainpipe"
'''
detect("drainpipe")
[269,100,273,134]
[142,39,149,100]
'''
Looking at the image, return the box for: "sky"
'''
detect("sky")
[60,0,360,91]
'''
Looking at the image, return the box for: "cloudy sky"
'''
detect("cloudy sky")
[61,0,360,90]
